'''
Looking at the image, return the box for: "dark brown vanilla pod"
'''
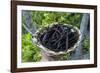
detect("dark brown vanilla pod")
[37,23,79,52]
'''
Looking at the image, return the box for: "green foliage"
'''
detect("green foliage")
[22,33,42,62]
[60,53,70,60]
[82,37,90,53]
[31,11,82,29]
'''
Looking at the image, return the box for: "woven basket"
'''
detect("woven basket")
[32,23,81,56]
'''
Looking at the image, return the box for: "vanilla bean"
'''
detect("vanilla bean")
[37,24,79,52]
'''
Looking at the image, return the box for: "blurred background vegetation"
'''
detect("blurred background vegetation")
[22,11,90,62]
[31,11,82,28]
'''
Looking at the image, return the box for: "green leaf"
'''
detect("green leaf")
[22,33,42,62]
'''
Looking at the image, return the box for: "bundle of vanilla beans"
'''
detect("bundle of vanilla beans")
[37,24,79,52]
